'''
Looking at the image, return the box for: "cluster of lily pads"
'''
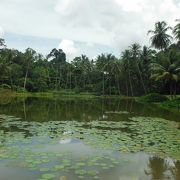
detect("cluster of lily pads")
[0,114,180,179]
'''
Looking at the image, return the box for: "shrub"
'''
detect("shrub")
[162,98,180,110]
[138,93,168,103]
[11,85,27,93]
[0,84,11,90]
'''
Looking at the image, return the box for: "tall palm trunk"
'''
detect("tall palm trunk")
[173,82,177,98]
[170,82,173,99]
[125,80,129,96]
[23,62,30,91]
[102,73,105,96]
[127,59,134,97]
[135,60,147,94]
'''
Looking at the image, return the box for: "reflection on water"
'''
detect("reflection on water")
[145,156,180,180]
[0,97,179,180]
[145,156,168,180]
[0,97,179,122]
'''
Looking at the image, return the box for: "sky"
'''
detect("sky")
[0,0,179,60]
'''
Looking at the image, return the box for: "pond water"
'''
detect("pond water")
[0,97,179,180]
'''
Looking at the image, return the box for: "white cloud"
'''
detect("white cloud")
[86,42,94,47]
[0,0,179,54]
[54,0,72,16]
[58,39,79,60]
[0,26,4,38]
[114,0,144,12]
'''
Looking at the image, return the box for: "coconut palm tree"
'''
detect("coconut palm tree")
[150,49,180,98]
[129,43,147,94]
[141,46,156,65]
[121,50,134,96]
[96,53,117,95]
[173,19,180,45]
[0,38,6,49]
[148,21,172,50]
[23,48,37,91]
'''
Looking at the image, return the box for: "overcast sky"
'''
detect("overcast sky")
[0,0,179,60]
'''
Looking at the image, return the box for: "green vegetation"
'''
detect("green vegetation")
[137,93,180,112]
[0,20,180,97]
[0,114,179,163]
[162,98,180,110]
[0,17,180,180]
[11,91,97,100]
[137,93,169,103]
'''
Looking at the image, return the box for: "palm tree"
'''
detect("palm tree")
[96,53,117,95]
[0,38,6,49]
[150,49,180,98]
[140,46,156,92]
[173,19,180,45]
[129,43,147,94]
[121,50,134,96]
[141,46,156,65]
[148,21,172,50]
[72,55,92,91]
[23,48,36,91]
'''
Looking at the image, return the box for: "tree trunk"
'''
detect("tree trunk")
[173,82,177,98]
[170,82,173,99]
[23,63,30,91]
[127,59,134,97]
[126,80,129,96]
[109,77,111,95]
[103,73,105,96]
[117,77,121,95]
[47,69,51,85]
[9,71,13,90]
[135,60,147,94]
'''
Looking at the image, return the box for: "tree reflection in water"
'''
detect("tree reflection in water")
[170,160,180,180]
[145,156,180,180]
[145,156,167,180]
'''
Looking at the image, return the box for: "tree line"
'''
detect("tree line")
[0,20,180,96]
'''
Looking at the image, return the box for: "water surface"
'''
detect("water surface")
[0,97,179,180]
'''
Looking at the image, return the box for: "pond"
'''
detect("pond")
[0,97,179,180]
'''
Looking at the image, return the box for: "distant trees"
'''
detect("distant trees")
[0,20,180,96]
[47,48,66,90]
[150,48,180,98]
[23,48,37,91]
[0,38,6,49]
[72,55,93,90]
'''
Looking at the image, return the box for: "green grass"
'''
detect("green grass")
[136,93,180,113]
[136,93,169,103]
[11,90,97,100]
[11,90,134,100]
[161,98,180,111]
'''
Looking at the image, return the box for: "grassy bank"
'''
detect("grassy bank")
[136,93,180,113]
[160,98,180,112]
[1,89,179,112]
[11,92,132,100]
[11,91,97,99]
[0,88,98,99]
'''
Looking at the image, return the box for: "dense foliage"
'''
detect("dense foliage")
[137,93,168,103]
[162,97,180,110]
[0,21,180,96]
